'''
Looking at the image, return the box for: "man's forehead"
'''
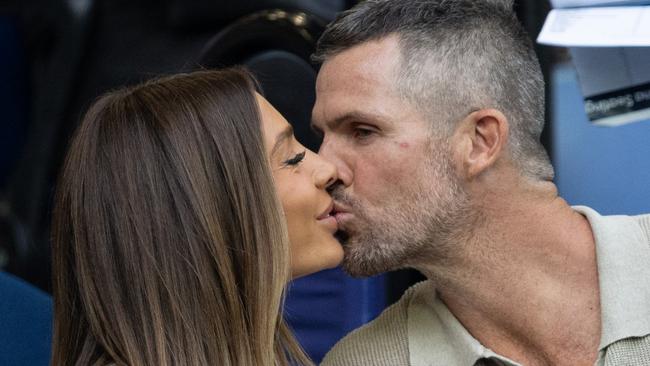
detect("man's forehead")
[314,38,403,127]
[316,36,401,93]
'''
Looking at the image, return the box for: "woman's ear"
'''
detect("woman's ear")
[452,108,509,179]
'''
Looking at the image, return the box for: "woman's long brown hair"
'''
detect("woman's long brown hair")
[51,69,312,365]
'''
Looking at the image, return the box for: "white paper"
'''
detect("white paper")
[538,1,650,126]
[570,48,650,95]
[551,0,650,8]
[537,7,650,47]
[568,47,650,126]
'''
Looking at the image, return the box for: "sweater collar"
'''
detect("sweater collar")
[407,281,521,366]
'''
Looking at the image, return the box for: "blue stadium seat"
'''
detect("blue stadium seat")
[0,271,52,366]
[286,268,386,363]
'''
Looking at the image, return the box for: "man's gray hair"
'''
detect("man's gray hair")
[313,0,554,181]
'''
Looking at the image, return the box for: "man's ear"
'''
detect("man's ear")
[453,108,509,179]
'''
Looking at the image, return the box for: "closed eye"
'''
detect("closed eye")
[283,150,306,167]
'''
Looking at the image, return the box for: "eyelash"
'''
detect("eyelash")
[283,150,306,167]
[353,126,375,140]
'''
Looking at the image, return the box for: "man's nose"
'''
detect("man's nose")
[318,138,353,188]
[313,151,338,191]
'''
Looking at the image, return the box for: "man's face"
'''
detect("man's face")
[312,36,470,277]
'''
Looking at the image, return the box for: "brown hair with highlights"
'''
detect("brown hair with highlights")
[51,69,311,366]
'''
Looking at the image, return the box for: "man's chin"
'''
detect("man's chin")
[340,251,398,278]
[337,229,408,277]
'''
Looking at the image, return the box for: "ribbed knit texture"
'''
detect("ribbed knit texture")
[605,212,650,365]
[603,336,650,366]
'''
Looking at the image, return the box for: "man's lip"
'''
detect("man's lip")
[332,201,350,215]
[331,201,354,227]
[317,200,335,220]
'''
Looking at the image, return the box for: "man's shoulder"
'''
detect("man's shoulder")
[321,280,431,366]
[574,206,650,246]
[606,210,650,246]
[611,210,650,230]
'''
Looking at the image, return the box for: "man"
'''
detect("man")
[310,1,650,365]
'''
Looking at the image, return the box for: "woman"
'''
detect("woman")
[51,68,342,365]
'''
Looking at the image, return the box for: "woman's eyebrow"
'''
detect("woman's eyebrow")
[271,125,294,158]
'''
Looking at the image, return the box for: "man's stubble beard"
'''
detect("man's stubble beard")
[331,147,473,278]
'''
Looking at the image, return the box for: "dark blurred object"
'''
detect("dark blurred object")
[0,14,30,276]
[165,0,347,29]
[3,0,210,291]
[1,0,94,291]
[0,271,52,366]
[0,201,29,276]
[386,269,425,304]
[0,15,28,190]
[199,9,328,151]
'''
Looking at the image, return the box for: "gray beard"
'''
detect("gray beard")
[331,154,472,278]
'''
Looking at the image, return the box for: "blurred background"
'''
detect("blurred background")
[0,0,648,364]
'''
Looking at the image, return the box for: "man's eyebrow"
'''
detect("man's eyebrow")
[311,111,387,132]
[271,125,294,158]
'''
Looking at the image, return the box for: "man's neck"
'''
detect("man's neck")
[417,184,602,366]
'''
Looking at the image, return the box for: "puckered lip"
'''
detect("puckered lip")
[332,201,351,216]
[316,200,335,220]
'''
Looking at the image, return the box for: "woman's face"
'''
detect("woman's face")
[257,94,343,278]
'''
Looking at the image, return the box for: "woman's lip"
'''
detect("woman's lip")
[317,200,335,220]
[317,201,339,233]
[317,215,338,233]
